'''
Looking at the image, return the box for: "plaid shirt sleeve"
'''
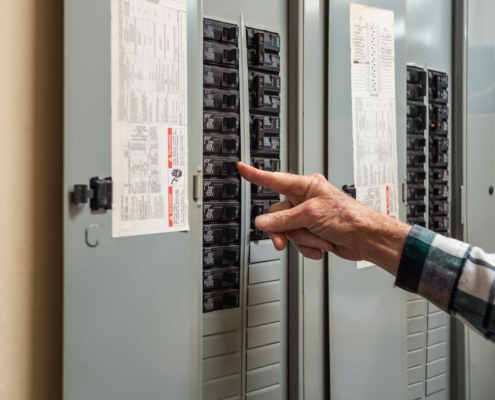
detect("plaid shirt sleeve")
[395,224,495,342]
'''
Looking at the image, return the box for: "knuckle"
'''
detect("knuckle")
[305,201,323,219]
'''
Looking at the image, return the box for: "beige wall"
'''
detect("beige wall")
[0,0,63,399]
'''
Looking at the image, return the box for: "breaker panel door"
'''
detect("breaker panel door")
[327,0,407,399]
[63,0,202,399]
[465,0,495,398]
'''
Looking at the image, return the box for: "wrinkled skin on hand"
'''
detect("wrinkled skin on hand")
[238,162,411,275]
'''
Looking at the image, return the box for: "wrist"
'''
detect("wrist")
[358,213,412,276]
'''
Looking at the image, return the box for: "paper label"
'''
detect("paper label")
[350,3,399,268]
[111,0,189,237]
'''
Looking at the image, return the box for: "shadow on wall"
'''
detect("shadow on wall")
[30,0,64,397]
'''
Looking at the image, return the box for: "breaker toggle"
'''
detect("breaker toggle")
[203,42,239,66]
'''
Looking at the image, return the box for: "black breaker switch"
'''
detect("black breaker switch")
[203,65,239,89]
[248,71,280,93]
[430,201,449,216]
[429,104,449,133]
[203,245,240,268]
[203,157,239,176]
[203,202,240,222]
[251,157,280,173]
[407,202,426,218]
[203,267,240,290]
[430,185,449,199]
[203,289,240,313]
[250,200,279,240]
[203,42,239,66]
[203,134,239,155]
[430,168,449,184]
[407,136,426,151]
[429,71,449,103]
[203,224,239,245]
[407,169,427,184]
[407,186,427,201]
[203,89,239,110]
[430,217,450,232]
[203,179,239,200]
[407,153,427,168]
[203,112,239,133]
[203,19,239,44]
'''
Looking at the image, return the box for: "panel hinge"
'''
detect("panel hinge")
[461,185,466,226]
[73,177,112,211]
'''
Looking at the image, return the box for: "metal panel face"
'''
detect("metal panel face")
[465,3,495,398]
[327,1,407,399]
[63,0,202,399]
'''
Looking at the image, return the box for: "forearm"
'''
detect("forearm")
[357,211,412,276]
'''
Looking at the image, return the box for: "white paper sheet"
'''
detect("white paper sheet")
[349,3,399,269]
[111,0,189,237]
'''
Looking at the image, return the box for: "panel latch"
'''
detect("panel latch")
[73,177,113,211]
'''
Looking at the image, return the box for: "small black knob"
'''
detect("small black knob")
[225,26,238,40]
[224,94,238,107]
[225,116,238,129]
[224,249,238,263]
[225,48,239,61]
[490,186,494,195]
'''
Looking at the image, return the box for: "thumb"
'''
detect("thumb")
[255,203,309,233]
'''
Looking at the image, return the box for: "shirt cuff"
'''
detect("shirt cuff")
[395,225,437,294]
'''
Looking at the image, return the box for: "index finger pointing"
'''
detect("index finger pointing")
[237,162,309,198]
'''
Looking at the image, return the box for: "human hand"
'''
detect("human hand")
[238,162,411,275]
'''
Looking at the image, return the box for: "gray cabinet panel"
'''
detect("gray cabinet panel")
[327,0,407,398]
[63,0,202,399]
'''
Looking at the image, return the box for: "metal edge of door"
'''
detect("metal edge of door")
[451,0,469,399]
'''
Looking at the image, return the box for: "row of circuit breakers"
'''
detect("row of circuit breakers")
[407,66,450,235]
[202,19,281,313]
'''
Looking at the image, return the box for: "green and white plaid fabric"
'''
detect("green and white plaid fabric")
[396,225,495,342]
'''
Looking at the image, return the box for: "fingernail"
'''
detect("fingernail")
[255,215,270,229]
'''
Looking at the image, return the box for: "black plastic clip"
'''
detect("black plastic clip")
[73,177,113,211]
[342,184,356,199]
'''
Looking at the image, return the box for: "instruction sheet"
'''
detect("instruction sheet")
[111,0,188,237]
[349,3,399,268]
